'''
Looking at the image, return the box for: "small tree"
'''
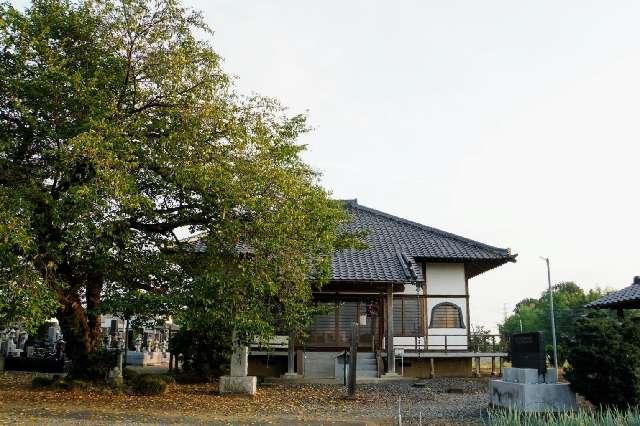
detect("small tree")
[565,312,640,408]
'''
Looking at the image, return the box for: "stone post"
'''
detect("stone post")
[282,332,300,379]
[108,350,124,386]
[219,332,257,395]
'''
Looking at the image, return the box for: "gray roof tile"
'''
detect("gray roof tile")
[585,277,640,309]
[332,200,516,283]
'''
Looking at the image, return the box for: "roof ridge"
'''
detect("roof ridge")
[349,202,511,256]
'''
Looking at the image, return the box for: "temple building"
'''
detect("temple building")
[250,199,516,379]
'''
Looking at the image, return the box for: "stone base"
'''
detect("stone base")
[280,372,301,379]
[489,380,577,412]
[219,375,257,395]
[380,372,402,379]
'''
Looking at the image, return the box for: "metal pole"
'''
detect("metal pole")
[542,257,558,371]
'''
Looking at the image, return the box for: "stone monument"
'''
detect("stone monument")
[489,332,577,412]
[219,344,257,395]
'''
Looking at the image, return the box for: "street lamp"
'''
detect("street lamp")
[540,257,558,371]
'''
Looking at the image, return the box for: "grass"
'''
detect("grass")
[485,407,640,425]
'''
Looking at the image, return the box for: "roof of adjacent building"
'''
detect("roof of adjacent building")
[331,200,516,284]
[585,276,640,309]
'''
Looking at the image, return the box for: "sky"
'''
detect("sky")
[188,0,640,331]
[12,0,640,330]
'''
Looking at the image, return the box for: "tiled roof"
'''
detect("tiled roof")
[585,277,640,309]
[332,200,516,283]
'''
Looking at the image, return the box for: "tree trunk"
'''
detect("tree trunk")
[56,279,104,378]
[56,288,93,361]
[85,279,103,350]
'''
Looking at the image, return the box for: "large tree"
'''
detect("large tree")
[500,282,609,366]
[0,0,352,371]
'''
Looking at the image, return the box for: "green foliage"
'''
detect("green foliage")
[485,407,640,425]
[123,367,140,382]
[500,282,608,366]
[131,374,169,395]
[68,349,117,382]
[0,0,357,369]
[565,313,640,408]
[31,375,92,391]
[31,376,56,388]
[470,324,499,352]
[169,328,230,381]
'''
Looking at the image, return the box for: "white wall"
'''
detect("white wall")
[426,297,468,350]
[425,263,466,295]
[392,263,471,350]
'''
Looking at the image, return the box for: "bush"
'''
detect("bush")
[169,328,230,381]
[565,312,640,408]
[69,349,118,382]
[31,375,92,391]
[123,367,140,382]
[132,374,168,395]
[31,376,56,388]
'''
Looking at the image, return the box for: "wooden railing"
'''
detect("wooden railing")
[394,334,506,353]
[251,333,507,354]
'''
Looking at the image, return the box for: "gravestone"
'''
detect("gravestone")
[489,332,576,412]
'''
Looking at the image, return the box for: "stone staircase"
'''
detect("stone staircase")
[334,352,378,381]
[302,351,379,380]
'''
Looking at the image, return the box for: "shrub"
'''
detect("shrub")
[31,376,56,388]
[31,376,91,391]
[565,312,640,408]
[69,350,118,382]
[58,379,92,391]
[132,374,168,395]
[123,368,140,382]
[169,328,230,381]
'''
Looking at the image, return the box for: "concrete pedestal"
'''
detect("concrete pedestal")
[281,372,302,380]
[219,375,257,395]
[380,372,402,380]
[489,368,576,412]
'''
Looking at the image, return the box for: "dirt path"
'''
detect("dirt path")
[0,372,487,425]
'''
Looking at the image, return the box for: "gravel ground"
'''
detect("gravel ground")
[0,372,490,425]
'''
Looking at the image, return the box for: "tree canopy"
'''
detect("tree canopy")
[500,282,609,366]
[0,0,355,367]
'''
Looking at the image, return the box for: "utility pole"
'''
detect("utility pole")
[541,257,558,371]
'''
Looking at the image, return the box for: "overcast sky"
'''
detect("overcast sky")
[192,0,640,330]
[14,1,640,330]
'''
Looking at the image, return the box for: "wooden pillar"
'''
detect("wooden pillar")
[296,350,305,376]
[386,286,395,374]
[473,356,481,377]
[287,333,295,375]
[491,357,496,376]
[429,358,435,378]
[617,308,625,321]
[499,357,503,376]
